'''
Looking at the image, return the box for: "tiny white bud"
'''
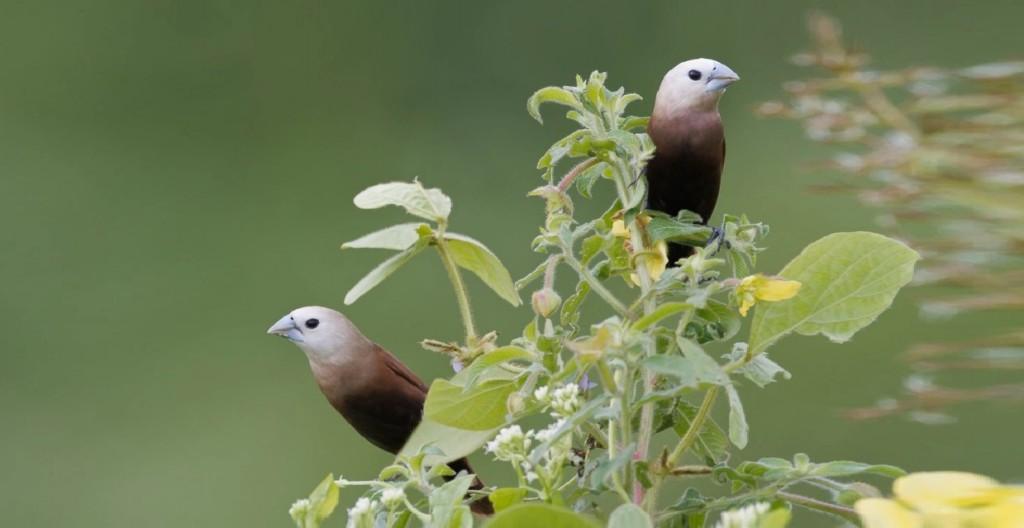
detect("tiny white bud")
[380,488,406,510]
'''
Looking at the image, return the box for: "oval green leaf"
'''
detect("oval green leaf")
[608,504,653,528]
[424,378,515,431]
[341,223,427,251]
[444,233,521,306]
[487,503,602,528]
[353,181,452,222]
[343,238,430,305]
[748,232,920,356]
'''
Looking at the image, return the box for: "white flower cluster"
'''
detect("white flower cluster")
[486,419,575,489]
[533,383,581,418]
[484,425,532,462]
[345,497,380,528]
[714,502,771,528]
[380,487,406,510]
[288,498,311,522]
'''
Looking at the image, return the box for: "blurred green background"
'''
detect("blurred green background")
[3,1,1023,526]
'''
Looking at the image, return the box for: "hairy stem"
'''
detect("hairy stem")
[434,233,477,345]
[777,491,859,522]
[667,387,720,467]
[561,251,635,321]
[557,158,599,193]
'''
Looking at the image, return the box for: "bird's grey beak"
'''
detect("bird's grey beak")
[705,63,740,93]
[267,314,304,343]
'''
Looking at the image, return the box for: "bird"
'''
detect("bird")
[645,58,739,265]
[267,306,494,515]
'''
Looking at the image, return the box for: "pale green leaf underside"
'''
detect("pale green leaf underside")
[748,231,920,355]
[724,384,748,449]
[343,239,429,305]
[608,504,653,528]
[445,233,521,306]
[353,181,452,222]
[399,418,500,466]
[341,223,425,251]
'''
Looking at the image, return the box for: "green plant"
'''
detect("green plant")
[291,70,919,527]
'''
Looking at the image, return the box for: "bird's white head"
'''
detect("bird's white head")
[655,58,740,115]
[267,306,366,364]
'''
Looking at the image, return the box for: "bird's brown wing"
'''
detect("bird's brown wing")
[328,345,428,454]
[377,345,430,393]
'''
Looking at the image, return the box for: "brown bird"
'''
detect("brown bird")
[267,306,494,515]
[646,58,739,264]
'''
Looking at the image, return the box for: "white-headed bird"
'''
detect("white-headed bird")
[267,306,493,515]
[646,58,739,264]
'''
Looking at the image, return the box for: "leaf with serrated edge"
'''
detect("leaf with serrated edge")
[353,181,452,222]
[424,379,515,431]
[344,239,429,305]
[608,504,653,528]
[749,232,919,356]
[341,223,426,251]
[444,233,521,306]
[724,384,748,449]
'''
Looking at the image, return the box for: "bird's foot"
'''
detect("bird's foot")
[706,226,728,254]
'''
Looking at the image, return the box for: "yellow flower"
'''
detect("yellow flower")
[611,216,667,285]
[734,274,802,317]
[611,219,631,238]
[856,472,1024,528]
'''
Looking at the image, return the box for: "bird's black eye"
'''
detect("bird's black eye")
[305,318,320,329]
[688,70,702,81]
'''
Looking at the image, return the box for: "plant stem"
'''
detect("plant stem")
[776,491,859,522]
[434,233,477,345]
[561,252,635,321]
[666,387,719,467]
[557,158,599,193]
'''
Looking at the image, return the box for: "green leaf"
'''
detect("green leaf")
[353,181,452,222]
[444,233,521,306]
[678,338,729,385]
[430,474,475,528]
[489,488,527,512]
[344,238,430,304]
[589,443,637,489]
[341,223,427,251]
[736,352,791,388]
[460,346,533,389]
[724,384,748,449]
[487,504,602,528]
[633,302,693,331]
[515,259,549,292]
[424,379,515,430]
[674,402,729,463]
[809,461,906,478]
[608,504,653,528]
[527,87,583,124]
[748,232,920,355]
[646,212,709,245]
[399,418,500,465]
[639,356,698,388]
[291,474,339,528]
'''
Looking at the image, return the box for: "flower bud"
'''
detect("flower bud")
[531,287,562,318]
